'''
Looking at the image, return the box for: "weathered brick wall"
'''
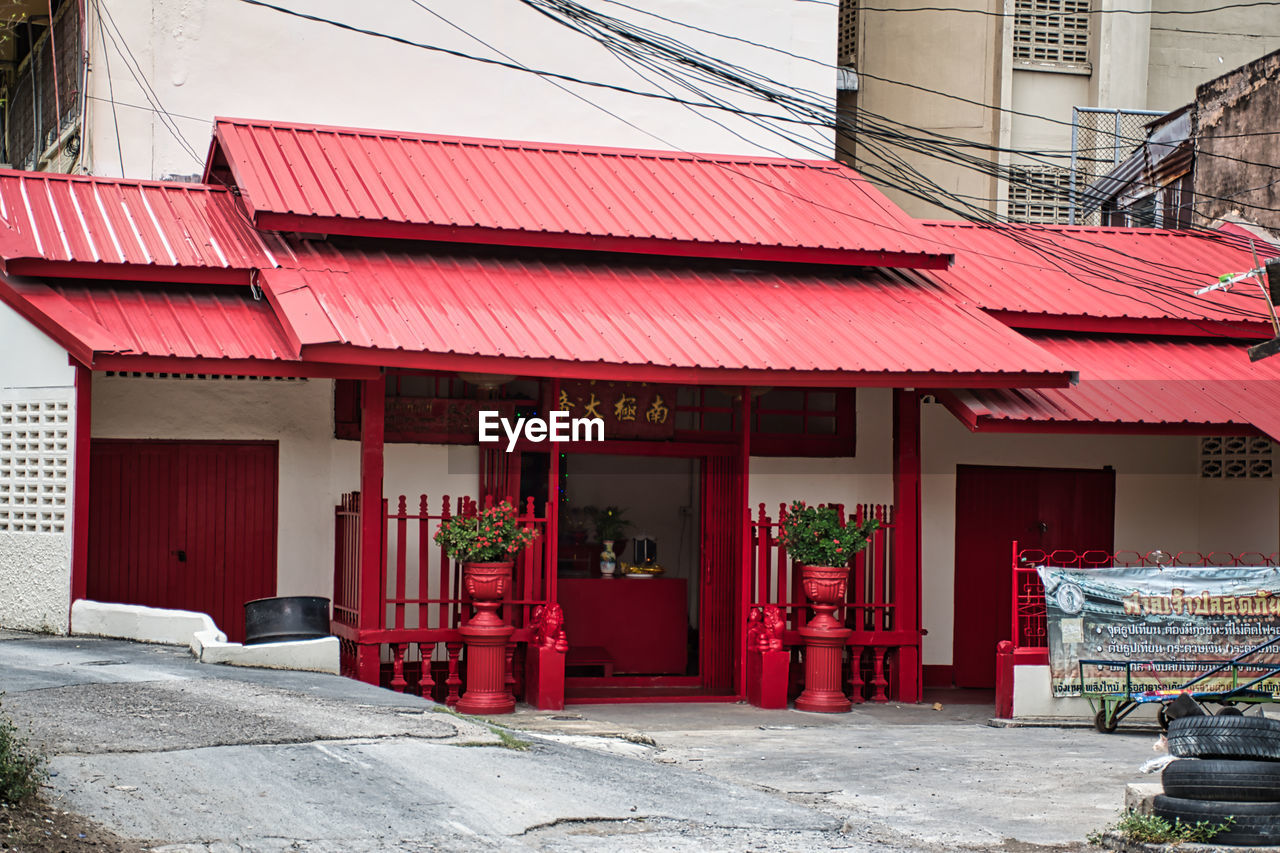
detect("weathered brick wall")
[1194,49,1280,231]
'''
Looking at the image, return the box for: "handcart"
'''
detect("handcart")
[1081,634,1280,733]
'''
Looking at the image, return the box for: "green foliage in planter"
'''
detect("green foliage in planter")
[0,701,45,805]
[585,505,631,543]
[434,500,539,563]
[778,501,878,567]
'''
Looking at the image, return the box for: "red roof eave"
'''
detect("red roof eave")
[297,342,1074,388]
[251,211,953,270]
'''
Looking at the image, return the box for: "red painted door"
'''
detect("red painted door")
[699,454,742,693]
[952,465,1114,688]
[88,440,278,642]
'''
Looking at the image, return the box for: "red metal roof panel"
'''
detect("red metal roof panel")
[18,280,298,361]
[209,118,949,268]
[947,334,1280,439]
[259,240,1068,381]
[924,222,1273,331]
[0,170,284,279]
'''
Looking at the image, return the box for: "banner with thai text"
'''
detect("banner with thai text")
[1039,564,1280,697]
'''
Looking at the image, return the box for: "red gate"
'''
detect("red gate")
[87,440,279,643]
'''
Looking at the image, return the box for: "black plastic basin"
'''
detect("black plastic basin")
[243,596,331,645]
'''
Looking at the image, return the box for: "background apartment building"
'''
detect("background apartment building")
[836,0,1280,223]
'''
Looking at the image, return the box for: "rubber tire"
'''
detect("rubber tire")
[1219,705,1245,716]
[1095,707,1118,733]
[1163,759,1280,802]
[1168,714,1280,760]
[1153,795,1280,846]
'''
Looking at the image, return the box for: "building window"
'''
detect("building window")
[674,387,856,456]
[3,0,85,171]
[1007,166,1073,224]
[1201,436,1273,479]
[838,0,857,66]
[1013,0,1090,67]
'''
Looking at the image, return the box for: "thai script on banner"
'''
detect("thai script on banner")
[1040,564,1280,697]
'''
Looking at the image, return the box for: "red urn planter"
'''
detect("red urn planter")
[457,561,516,715]
[794,564,853,713]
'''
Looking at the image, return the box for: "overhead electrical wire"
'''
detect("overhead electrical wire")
[91,0,124,178]
[508,0,1278,323]
[235,0,1274,326]
[94,0,204,167]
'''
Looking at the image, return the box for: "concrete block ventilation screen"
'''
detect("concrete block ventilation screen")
[1200,435,1273,479]
[0,400,70,533]
[1007,166,1073,225]
[1013,0,1090,65]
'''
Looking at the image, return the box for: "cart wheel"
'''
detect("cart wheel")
[1158,705,1171,732]
[1095,707,1119,733]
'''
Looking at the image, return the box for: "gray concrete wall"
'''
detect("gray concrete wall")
[1148,5,1280,112]
[851,0,1008,218]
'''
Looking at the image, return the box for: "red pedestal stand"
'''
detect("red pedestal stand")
[457,562,516,715]
[794,565,853,713]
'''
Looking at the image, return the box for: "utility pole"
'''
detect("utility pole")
[1194,247,1280,362]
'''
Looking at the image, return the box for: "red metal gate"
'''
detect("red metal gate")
[87,440,279,642]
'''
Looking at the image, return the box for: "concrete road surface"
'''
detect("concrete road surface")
[0,631,1155,851]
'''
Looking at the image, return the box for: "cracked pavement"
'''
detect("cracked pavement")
[0,632,1154,850]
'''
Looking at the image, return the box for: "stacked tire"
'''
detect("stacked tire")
[1157,714,1280,846]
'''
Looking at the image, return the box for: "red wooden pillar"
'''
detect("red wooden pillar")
[69,364,92,616]
[524,377,566,709]
[891,388,923,703]
[737,386,752,697]
[356,373,386,685]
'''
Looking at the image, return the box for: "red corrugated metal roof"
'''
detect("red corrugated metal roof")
[259,240,1069,383]
[9,278,297,361]
[208,118,950,269]
[0,170,284,282]
[924,221,1274,334]
[945,334,1280,440]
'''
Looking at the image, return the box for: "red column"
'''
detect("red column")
[737,386,752,697]
[356,373,386,685]
[69,364,92,617]
[892,388,923,703]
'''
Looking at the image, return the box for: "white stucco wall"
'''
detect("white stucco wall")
[0,300,77,633]
[90,375,480,608]
[748,387,895,514]
[920,401,1279,667]
[82,0,835,181]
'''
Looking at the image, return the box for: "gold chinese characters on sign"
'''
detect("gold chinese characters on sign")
[558,381,675,439]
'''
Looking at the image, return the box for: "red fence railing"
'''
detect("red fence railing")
[750,502,896,632]
[333,492,551,701]
[748,502,915,703]
[1011,544,1280,649]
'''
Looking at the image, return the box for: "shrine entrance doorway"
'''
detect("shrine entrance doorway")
[550,443,742,702]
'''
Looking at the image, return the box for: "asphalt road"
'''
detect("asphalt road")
[0,631,1155,851]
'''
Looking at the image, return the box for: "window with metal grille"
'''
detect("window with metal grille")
[838,0,857,65]
[674,387,856,456]
[1007,166,1073,224]
[1013,0,1090,66]
[1201,436,1273,479]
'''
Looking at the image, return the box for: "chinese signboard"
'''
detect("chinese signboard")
[384,398,519,444]
[558,381,675,439]
[1041,564,1280,697]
